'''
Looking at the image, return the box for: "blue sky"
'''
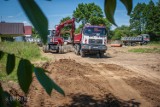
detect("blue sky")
[0,0,158,30]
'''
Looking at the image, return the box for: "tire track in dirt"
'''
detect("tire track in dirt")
[95,63,160,107]
[91,63,152,107]
[124,77,160,107]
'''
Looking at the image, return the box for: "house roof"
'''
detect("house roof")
[0,22,24,36]
[24,26,32,35]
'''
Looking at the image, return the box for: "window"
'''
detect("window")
[83,27,107,36]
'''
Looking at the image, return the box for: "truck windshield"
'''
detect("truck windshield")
[48,30,55,37]
[83,27,107,36]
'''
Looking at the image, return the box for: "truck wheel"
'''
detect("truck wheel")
[75,49,79,55]
[75,45,80,55]
[80,50,85,57]
[43,45,49,53]
[100,53,104,58]
[96,53,100,58]
[59,46,64,54]
[131,43,136,46]
[143,42,148,45]
[56,48,59,53]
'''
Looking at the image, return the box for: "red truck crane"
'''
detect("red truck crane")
[43,18,75,53]
[43,18,108,58]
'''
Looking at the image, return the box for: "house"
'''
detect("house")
[0,22,25,41]
[24,26,32,37]
[0,22,24,37]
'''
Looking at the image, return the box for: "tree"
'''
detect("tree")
[73,3,103,24]
[130,3,146,34]
[130,0,160,36]
[75,24,83,34]
[89,17,112,29]
[145,0,156,33]
[112,25,133,40]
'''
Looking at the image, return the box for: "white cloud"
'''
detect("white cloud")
[48,13,72,18]
[23,21,31,26]
[15,12,23,17]
[8,16,14,18]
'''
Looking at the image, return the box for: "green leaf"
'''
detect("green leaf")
[6,54,15,75]
[104,0,117,26]
[17,59,33,94]
[0,51,4,60]
[0,85,6,107]
[120,0,133,15]
[18,0,48,44]
[34,67,65,96]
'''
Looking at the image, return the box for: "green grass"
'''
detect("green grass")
[0,54,19,81]
[0,41,41,60]
[148,41,160,46]
[0,41,47,81]
[128,48,160,54]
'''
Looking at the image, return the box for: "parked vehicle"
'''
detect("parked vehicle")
[25,36,42,46]
[121,34,150,46]
[73,24,107,57]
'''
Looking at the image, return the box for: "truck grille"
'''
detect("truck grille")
[89,39,103,44]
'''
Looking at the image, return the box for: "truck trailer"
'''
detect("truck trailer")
[121,34,150,46]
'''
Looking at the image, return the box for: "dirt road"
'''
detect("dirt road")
[4,46,160,107]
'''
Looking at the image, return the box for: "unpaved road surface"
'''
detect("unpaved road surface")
[3,46,160,107]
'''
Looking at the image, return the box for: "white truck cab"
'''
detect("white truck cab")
[80,25,107,57]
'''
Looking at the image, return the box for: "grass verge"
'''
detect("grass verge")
[128,48,160,54]
[0,41,47,81]
[148,41,160,46]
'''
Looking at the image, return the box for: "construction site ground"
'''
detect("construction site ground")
[2,45,160,107]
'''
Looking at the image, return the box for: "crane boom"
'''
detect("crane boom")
[55,18,75,42]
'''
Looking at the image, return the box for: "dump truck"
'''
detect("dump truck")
[121,34,150,46]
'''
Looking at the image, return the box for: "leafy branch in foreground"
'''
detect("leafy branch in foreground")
[0,51,65,107]
[104,0,133,26]
[18,0,48,44]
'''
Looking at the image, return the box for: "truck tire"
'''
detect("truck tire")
[80,50,85,57]
[96,53,100,58]
[75,44,80,55]
[100,53,104,58]
[56,48,59,53]
[131,42,136,46]
[59,46,64,54]
[43,45,49,53]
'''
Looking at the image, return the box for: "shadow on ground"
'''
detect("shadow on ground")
[83,54,112,59]
[60,93,140,107]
